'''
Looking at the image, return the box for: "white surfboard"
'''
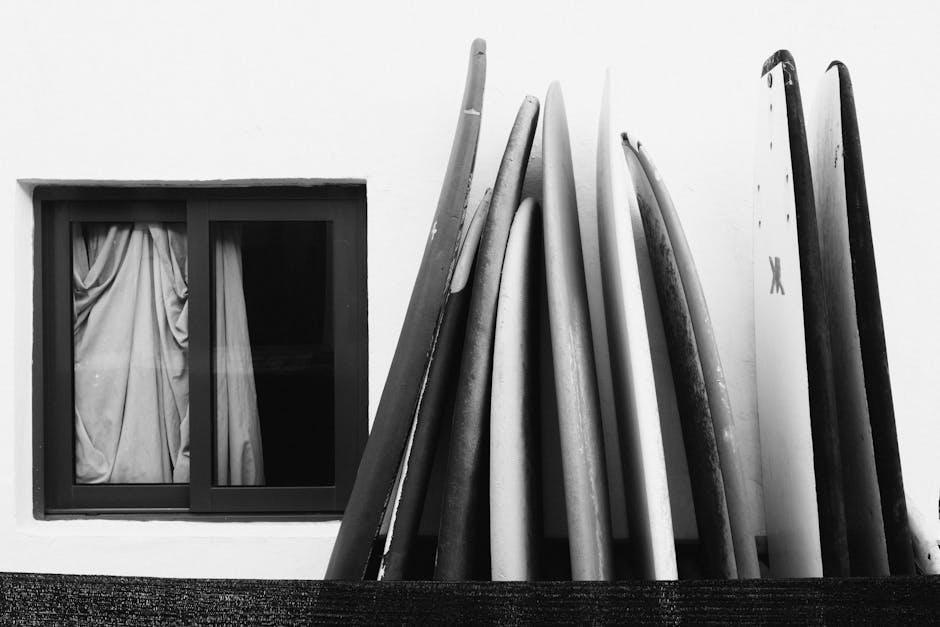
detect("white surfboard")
[754,52,824,578]
[490,197,540,581]
[543,80,615,581]
[596,70,678,580]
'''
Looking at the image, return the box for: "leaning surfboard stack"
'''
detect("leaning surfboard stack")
[327,39,928,583]
[753,51,923,578]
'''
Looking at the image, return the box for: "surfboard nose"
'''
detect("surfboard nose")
[762,49,796,76]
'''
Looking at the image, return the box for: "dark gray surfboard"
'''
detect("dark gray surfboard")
[627,136,761,579]
[623,140,737,579]
[434,95,540,581]
[812,61,914,575]
[325,39,486,580]
[378,190,492,581]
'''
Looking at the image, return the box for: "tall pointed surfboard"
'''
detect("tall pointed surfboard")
[811,61,914,576]
[596,72,677,581]
[379,190,492,581]
[754,50,849,578]
[325,39,486,580]
[435,95,540,581]
[626,136,761,579]
[490,198,541,581]
[543,80,614,581]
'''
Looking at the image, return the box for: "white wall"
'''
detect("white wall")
[0,0,937,578]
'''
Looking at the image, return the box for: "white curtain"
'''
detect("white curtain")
[214,224,265,486]
[72,222,264,485]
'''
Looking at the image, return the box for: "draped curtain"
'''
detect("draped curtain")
[214,225,265,486]
[72,222,264,485]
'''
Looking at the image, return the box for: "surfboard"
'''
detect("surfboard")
[543,80,614,581]
[435,95,540,581]
[325,39,486,581]
[754,49,848,578]
[812,61,915,576]
[811,62,889,577]
[595,72,677,581]
[378,190,492,581]
[621,139,736,580]
[626,136,761,579]
[489,198,540,582]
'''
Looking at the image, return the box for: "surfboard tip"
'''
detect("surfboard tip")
[523,94,541,110]
[761,49,795,77]
[470,38,487,55]
[620,131,641,154]
[826,60,853,92]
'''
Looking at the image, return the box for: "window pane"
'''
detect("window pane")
[212,221,335,487]
[72,222,189,485]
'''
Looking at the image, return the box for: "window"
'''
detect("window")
[33,185,368,518]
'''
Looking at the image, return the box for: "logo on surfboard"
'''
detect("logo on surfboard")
[769,256,784,295]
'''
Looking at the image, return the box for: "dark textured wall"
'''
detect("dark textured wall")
[1,572,938,624]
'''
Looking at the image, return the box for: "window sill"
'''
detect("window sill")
[42,510,343,523]
[18,514,343,540]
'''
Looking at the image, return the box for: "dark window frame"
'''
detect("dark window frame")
[33,184,368,519]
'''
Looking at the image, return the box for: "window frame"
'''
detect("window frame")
[33,184,368,519]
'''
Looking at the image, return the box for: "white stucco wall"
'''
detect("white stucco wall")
[0,0,937,578]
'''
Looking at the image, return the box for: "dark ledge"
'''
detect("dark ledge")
[1,572,939,623]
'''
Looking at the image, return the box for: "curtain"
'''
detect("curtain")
[214,225,265,486]
[72,222,264,485]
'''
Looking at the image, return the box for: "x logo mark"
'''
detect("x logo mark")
[769,256,785,295]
